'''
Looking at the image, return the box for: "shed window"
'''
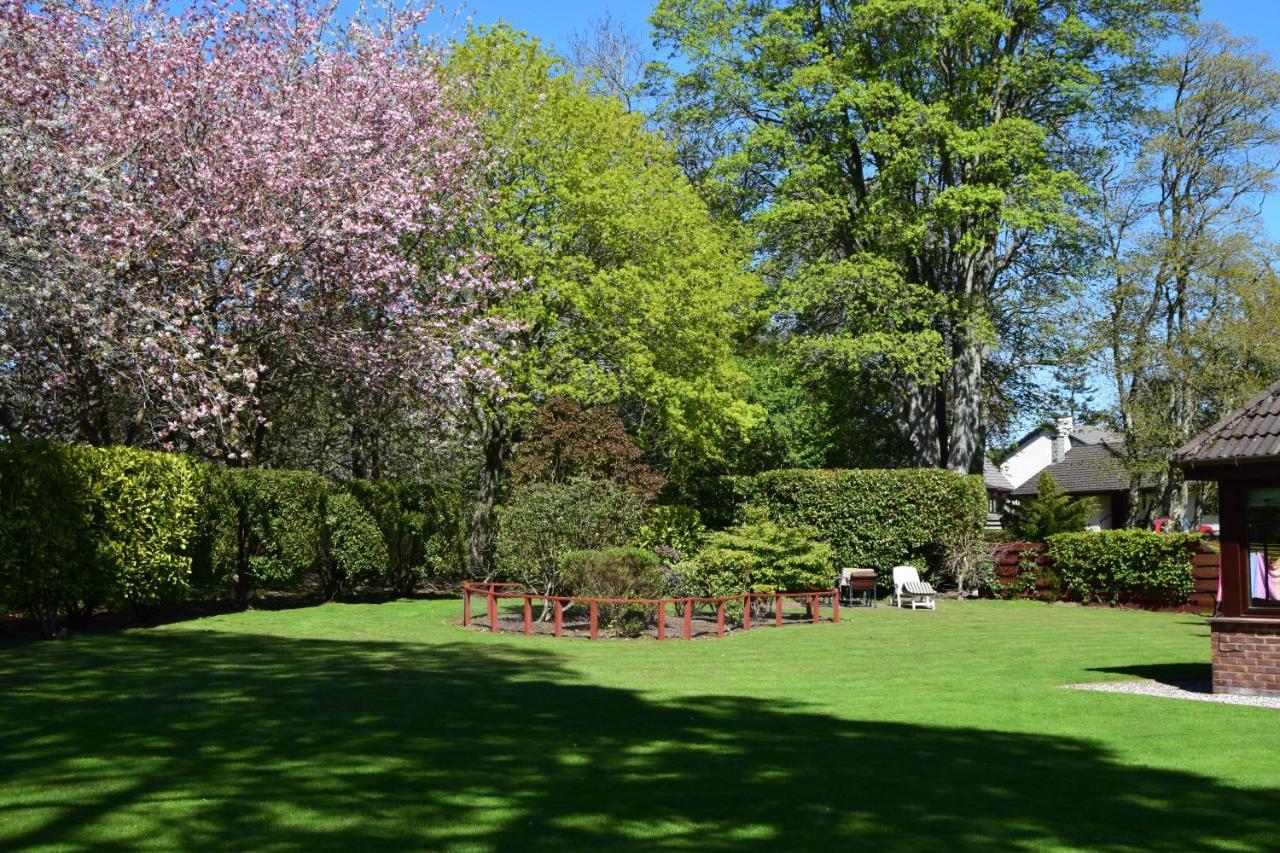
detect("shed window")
[1246,487,1280,607]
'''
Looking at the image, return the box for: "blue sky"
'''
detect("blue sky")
[451,0,1280,238]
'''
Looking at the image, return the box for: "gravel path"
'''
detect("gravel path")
[1064,679,1280,710]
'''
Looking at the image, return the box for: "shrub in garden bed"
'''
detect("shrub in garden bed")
[1046,530,1200,606]
[561,547,664,636]
[676,510,834,619]
[496,478,645,599]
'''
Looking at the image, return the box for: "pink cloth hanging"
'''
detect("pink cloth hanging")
[1251,551,1279,601]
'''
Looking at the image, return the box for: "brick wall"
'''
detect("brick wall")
[1211,619,1280,696]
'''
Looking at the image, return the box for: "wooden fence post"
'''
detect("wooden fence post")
[716,601,725,637]
[553,599,563,637]
[812,593,820,624]
[463,589,471,627]
[656,601,666,641]
[742,594,751,631]
[589,601,598,640]
[488,591,498,633]
[684,600,693,640]
[775,594,783,627]
[832,591,840,624]
[523,596,533,635]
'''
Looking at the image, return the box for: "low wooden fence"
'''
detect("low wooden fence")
[992,542,1220,612]
[462,582,840,640]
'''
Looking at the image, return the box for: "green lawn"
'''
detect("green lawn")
[2,599,1278,851]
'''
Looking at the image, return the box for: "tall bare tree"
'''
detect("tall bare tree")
[1091,23,1280,525]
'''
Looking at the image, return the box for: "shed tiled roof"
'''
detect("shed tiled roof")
[983,459,1013,492]
[1010,442,1132,496]
[1176,379,1280,467]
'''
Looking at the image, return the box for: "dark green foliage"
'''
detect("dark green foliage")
[1047,530,1199,605]
[344,480,467,595]
[561,547,664,637]
[496,478,645,597]
[635,505,706,563]
[678,510,835,598]
[321,492,388,600]
[204,468,328,606]
[741,468,987,586]
[0,440,102,634]
[0,440,201,634]
[1007,473,1094,542]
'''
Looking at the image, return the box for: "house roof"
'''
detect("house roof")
[1176,379,1280,467]
[1004,421,1119,454]
[983,459,1013,492]
[1010,442,1132,496]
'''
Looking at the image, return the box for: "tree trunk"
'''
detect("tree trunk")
[946,319,984,475]
[901,379,942,468]
[468,413,513,579]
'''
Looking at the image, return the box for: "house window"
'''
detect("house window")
[1246,487,1280,608]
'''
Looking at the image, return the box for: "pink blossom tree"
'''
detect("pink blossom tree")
[0,0,509,462]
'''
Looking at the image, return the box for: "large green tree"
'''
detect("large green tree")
[447,26,762,574]
[1089,23,1280,526]
[651,0,1187,473]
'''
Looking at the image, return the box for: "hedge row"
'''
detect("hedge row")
[736,468,987,586]
[1046,530,1200,606]
[0,440,466,634]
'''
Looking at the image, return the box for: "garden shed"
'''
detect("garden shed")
[1176,379,1280,696]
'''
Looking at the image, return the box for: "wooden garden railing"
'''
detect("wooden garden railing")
[462,581,840,640]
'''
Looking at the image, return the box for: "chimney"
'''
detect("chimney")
[1053,416,1074,463]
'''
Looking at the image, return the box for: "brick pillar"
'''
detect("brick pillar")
[1210,617,1280,697]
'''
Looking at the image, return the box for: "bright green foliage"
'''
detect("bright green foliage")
[88,445,202,610]
[742,468,987,585]
[635,505,706,562]
[678,510,835,598]
[496,478,645,596]
[561,547,664,637]
[344,480,467,595]
[0,440,105,633]
[651,0,1188,469]
[321,493,388,600]
[1008,473,1093,542]
[1048,530,1199,605]
[204,468,328,604]
[0,441,202,633]
[447,25,762,462]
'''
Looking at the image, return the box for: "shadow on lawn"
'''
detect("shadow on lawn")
[1,631,1275,851]
[1090,662,1213,687]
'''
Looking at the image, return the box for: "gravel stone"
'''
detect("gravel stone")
[1063,679,1280,710]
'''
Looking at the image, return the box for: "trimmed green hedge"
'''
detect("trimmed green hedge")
[1046,530,1199,605]
[741,468,987,586]
[0,440,202,634]
[1,440,468,633]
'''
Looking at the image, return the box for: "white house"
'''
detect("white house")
[999,416,1120,490]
